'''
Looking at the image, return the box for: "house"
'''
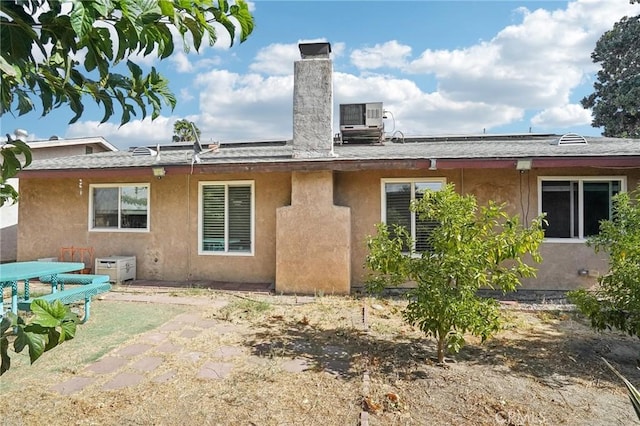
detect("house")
[1,136,117,263]
[15,43,640,295]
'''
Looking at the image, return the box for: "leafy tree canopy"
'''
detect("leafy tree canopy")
[173,118,201,142]
[0,0,254,126]
[0,0,253,206]
[366,184,545,364]
[581,12,640,138]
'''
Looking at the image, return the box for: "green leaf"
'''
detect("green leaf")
[31,299,70,328]
[69,0,95,40]
[158,0,175,17]
[14,327,47,364]
[1,335,10,375]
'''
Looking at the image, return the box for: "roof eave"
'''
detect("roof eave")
[17,156,640,179]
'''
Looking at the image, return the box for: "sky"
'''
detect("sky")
[2,0,639,150]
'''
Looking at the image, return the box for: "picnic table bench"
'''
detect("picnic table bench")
[17,280,112,323]
[38,273,110,291]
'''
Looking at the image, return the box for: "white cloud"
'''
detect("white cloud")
[63,0,639,147]
[249,39,342,76]
[66,117,176,149]
[350,40,412,70]
[169,51,193,73]
[194,69,294,141]
[531,104,592,129]
[403,0,637,110]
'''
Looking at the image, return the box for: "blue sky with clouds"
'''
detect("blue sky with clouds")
[2,0,639,150]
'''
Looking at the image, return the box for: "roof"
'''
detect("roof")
[19,133,640,178]
[28,136,118,152]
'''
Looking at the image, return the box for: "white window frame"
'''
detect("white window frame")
[538,176,626,243]
[198,180,255,256]
[89,183,150,232]
[380,177,446,252]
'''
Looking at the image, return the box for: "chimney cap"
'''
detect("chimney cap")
[298,42,331,59]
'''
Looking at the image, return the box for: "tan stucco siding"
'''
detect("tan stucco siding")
[336,167,640,291]
[16,165,640,292]
[335,169,460,286]
[17,173,291,284]
[276,171,350,294]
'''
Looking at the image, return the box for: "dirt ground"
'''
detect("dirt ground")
[1,288,640,425]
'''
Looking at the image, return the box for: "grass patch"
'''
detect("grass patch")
[217,297,272,321]
[1,299,188,391]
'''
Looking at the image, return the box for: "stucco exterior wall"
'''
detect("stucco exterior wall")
[336,166,640,291]
[17,172,291,284]
[16,165,640,292]
[276,171,350,294]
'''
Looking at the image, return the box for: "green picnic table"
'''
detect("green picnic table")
[0,261,85,315]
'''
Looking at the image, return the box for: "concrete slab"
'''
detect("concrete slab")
[195,319,220,329]
[215,346,245,358]
[179,329,201,339]
[103,372,145,390]
[141,332,170,343]
[159,321,185,332]
[116,343,153,358]
[86,357,129,374]
[155,342,181,354]
[131,356,164,372]
[197,362,233,380]
[51,377,95,395]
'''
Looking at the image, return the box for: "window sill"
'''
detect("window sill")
[543,238,589,244]
[90,228,150,233]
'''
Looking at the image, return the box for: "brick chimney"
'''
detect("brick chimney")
[292,42,334,158]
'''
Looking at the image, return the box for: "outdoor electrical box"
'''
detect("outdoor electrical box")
[95,256,136,283]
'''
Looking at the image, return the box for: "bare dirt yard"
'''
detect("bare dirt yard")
[1,286,640,425]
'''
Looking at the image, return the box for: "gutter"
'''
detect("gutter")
[17,156,640,179]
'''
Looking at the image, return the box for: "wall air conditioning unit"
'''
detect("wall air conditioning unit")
[338,102,385,144]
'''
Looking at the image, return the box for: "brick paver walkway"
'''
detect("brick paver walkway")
[49,296,332,395]
[47,288,370,424]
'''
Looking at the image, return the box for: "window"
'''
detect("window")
[90,184,149,231]
[381,178,445,252]
[539,177,625,240]
[199,181,254,255]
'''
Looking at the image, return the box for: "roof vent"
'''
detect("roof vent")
[553,133,587,145]
[131,146,157,156]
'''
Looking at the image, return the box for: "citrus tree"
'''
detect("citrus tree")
[569,188,640,336]
[366,183,545,364]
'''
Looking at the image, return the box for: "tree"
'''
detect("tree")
[568,188,640,337]
[0,0,254,206]
[1,300,78,375]
[581,13,640,138]
[173,119,201,142]
[1,0,253,125]
[0,136,31,207]
[0,0,254,367]
[365,184,545,364]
